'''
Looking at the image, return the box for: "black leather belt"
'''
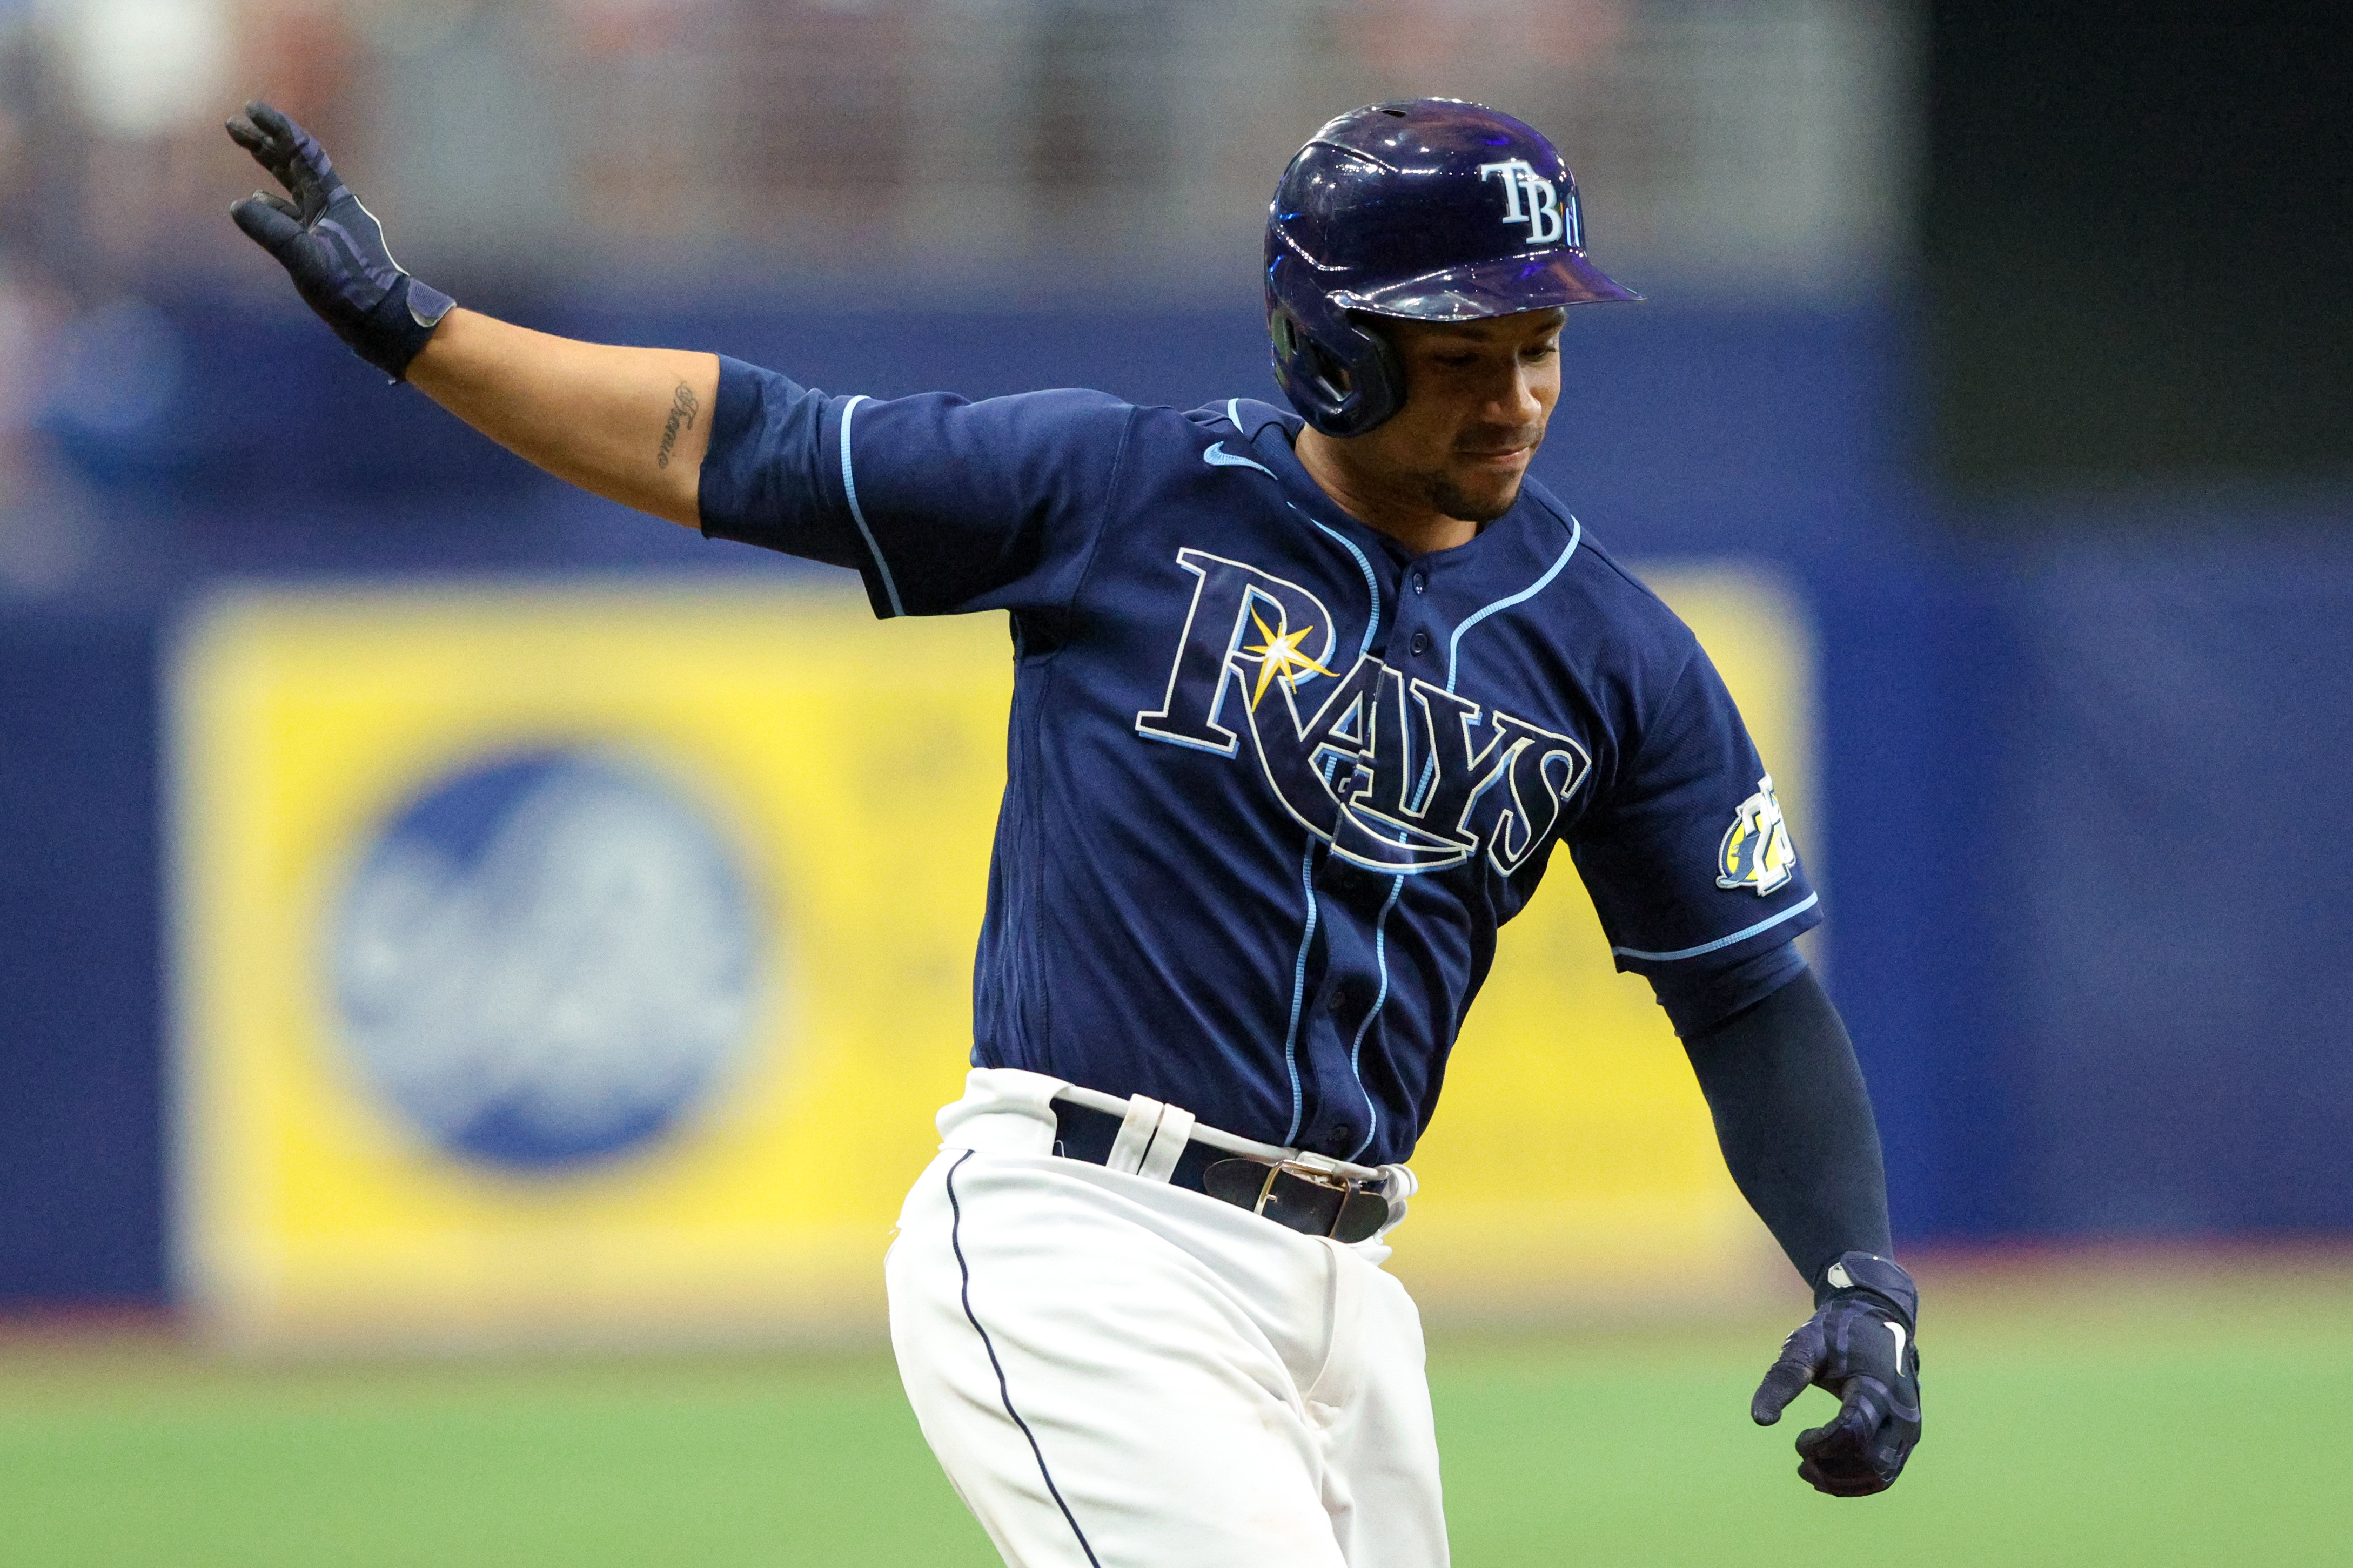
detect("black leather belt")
[1053,1099,1391,1245]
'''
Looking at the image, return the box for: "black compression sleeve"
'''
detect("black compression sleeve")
[1682,967,1893,1293]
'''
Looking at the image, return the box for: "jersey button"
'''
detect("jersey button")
[1411,571,1427,594]
[1409,630,1430,656]
[1331,1123,1355,1150]
[1326,986,1349,1013]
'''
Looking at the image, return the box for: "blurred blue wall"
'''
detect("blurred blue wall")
[5,290,2347,1305]
[1,609,166,1304]
[1990,525,2353,1236]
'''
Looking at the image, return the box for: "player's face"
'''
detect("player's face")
[1370,308,1565,526]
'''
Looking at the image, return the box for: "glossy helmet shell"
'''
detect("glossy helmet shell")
[1265,98,1639,436]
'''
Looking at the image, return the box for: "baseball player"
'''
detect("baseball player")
[229,96,1921,1564]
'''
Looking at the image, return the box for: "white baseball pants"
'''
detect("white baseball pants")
[886,1069,1450,1567]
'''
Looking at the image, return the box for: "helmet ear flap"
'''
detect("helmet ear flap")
[1267,290,1406,438]
[1315,313,1405,437]
[1269,308,1309,382]
[1344,314,1406,425]
[1274,307,1351,401]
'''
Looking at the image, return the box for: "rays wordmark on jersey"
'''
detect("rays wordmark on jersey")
[1135,549,1590,876]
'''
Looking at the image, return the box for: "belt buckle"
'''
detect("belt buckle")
[1253,1156,1360,1235]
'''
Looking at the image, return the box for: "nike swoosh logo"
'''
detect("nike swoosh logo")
[1203,442,1275,479]
[1886,1321,1908,1372]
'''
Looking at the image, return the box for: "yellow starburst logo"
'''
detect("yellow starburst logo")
[1239,610,1339,708]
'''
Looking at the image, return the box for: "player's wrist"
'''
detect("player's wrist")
[350,274,455,382]
[1812,1249,1918,1323]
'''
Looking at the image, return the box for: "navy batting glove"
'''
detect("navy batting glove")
[225,100,454,381]
[1751,1251,1922,1497]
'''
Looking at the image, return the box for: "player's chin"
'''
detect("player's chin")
[1430,467,1528,526]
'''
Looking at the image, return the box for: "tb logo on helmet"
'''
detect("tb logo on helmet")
[1478,159,1580,247]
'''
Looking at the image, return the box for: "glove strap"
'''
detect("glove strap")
[355,275,455,383]
[1815,1249,1918,1325]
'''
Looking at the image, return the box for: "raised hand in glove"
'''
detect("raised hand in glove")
[225,100,454,381]
[1752,1250,1922,1497]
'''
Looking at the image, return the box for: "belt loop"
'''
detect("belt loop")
[1379,1163,1418,1236]
[1106,1095,1166,1175]
[1137,1105,1194,1183]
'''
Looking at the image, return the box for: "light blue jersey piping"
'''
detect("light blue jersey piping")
[1296,502,1388,1150]
[838,395,906,617]
[1445,516,1580,693]
[1298,507,1382,659]
[1611,892,1820,962]
[1278,835,1320,1145]
[1411,516,1584,806]
[1346,873,1406,1160]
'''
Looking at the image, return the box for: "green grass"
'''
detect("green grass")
[0,1348,989,1567]
[2,1266,2348,1566]
[1435,1273,2353,1568]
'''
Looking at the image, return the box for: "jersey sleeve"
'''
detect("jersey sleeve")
[1567,638,1821,1034]
[696,356,1136,617]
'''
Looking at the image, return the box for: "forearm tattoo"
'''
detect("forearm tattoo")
[656,381,699,469]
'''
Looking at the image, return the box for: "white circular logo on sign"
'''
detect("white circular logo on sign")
[331,750,761,1170]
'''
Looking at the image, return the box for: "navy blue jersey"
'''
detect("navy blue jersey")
[700,360,1821,1165]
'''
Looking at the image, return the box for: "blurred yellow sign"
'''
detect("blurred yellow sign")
[173,569,1812,1345]
[174,583,1007,1345]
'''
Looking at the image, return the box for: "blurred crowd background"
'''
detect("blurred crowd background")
[0,0,1905,288]
[2,0,2350,1334]
[0,0,1907,562]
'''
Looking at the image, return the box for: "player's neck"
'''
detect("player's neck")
[1292,428,1481,556]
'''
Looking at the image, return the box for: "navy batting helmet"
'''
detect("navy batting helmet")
[1265,99,1639,437]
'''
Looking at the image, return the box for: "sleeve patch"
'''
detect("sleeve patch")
[1716,773,1797,896]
